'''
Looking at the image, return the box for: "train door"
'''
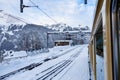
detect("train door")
[111,0,120,80]
[94,18,104,80]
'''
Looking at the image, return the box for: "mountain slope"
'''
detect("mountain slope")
[0,24,54,51]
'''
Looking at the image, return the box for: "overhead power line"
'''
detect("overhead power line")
[7,14,28,24]
[0,11,28,24]
[29,0,57,24]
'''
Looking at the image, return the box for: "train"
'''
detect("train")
[88,0,120,80]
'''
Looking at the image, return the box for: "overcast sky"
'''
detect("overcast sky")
[0,0,97,28]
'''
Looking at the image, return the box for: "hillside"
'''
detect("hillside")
[0,24,53,51]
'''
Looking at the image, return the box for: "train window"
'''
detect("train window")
[95,26,103,56]
[95,19,104,80]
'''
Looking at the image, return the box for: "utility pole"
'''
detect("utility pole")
[20,0,23,12]
[20,0,38,13]
[0,50,4,63]
[84,0,87,4]
[47,32,49,48]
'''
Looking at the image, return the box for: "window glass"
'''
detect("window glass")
[95,23,104,80]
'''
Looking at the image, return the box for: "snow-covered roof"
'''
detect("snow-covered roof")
[47,31,80,34]
[63,31,80,33]
[47,31,60,34]
[54,40,73,43]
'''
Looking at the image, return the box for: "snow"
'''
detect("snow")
[0,45,93,80]
[4,51,27,59]
[63,31,80,33]
[96,55,104,80]
[0,46,75,76]
[53,45,90,80]
[54,40,73,42]
[48,31,80,34]
[7,31,14,35]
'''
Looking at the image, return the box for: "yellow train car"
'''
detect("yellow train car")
[88,0,120,80]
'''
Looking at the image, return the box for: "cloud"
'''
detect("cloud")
[0,0,96,29]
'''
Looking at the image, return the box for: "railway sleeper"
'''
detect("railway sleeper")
[40,60,65,74]
[37,60,72,80]
[49,61,72,80]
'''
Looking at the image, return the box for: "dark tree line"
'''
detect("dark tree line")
[18,31,42,51]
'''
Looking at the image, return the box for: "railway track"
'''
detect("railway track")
[0,46,80,80]
[36,60,72,80]
[0,62,43,80]
[35,47,84,80]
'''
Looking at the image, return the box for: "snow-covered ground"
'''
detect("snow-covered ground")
[54,45,90,80]
[4,51,27,59]
[0,45,92,80]
[96,55,104,80]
